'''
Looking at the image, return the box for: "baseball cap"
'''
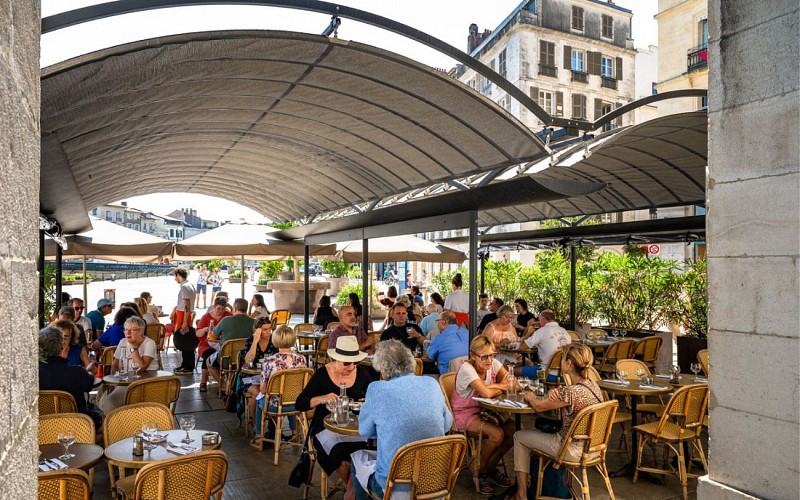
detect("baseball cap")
[97,298,114,308]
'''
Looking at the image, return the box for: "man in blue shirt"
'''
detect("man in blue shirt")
[85,298,113,335]
[427,311,469,374]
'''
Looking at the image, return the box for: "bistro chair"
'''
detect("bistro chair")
[530,400,619,500]
[597,339,635,377]
[258,368,314,465]
[98,346,117,376]
[314,335,331,368]
[103,403,175,492]
[544,350,564,388]
[566,330,581,341]
[38,469,90,500]
[368,434,468,500]
[144,324,166,370]
[614,360,666,421]
[414,358,423,376]
[697,349,709,375]
[124,376,181,414]
[218,338,246,397]
[325,321,340,331]
[132,451,228,500]
[447,356,467,373]
[586,328,608,339]
[633,384,709,500]
[632,336,663,371]
[39,413,97,490]
[38,391,77,416]
[270,309,291,326]
[294,323,316,361]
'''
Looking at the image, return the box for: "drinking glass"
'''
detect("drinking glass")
[141,422,157,450]
[179,415,196,444]
[635,368,647,383]
[57,431,76,460]
[130,359,140,379]
[690,363,701,377]
[616,369,628,385]
[621,329,628,338]
[612,329,619,339]
[325,398,338,414]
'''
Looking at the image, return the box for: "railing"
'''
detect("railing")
[571,70,588,83]
[538,64,557,78]
[481,82,492,96]
[687,44,708,72]
[601,76,617,89]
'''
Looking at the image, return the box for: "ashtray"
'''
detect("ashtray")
[201,432,220,445]
[149,434,167,444]
[349,402,362,415]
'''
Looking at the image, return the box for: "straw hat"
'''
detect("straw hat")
[327,336,367,363]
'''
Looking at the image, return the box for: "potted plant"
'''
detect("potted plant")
[321,259,352,296]
[228,270,248,283]
[676,259,707,372]
[279,258,296,281]
[256,261,283,291]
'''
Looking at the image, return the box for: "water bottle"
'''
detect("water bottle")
[507,372,517,396]
[336,381,350,424]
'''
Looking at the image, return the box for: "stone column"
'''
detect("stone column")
[700,1,799,499]
[0,2,41,499]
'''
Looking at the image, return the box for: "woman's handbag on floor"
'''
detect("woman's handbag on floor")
[288,446,311,487]
[529,457,570,498]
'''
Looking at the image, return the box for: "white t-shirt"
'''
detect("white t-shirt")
[176,281,195,311]
[455,358,503,398]
[443,288,469,313]
[252,305,269,318]
[524,322,571,373]
[115,337,159,371]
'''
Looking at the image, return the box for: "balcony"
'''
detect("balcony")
[601,76,617,89]
[571,70,588,83]
[538,64,557,78]
[687,44,708,72]
[481,82,492,96]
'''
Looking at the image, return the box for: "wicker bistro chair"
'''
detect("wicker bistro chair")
[697,349,709,375]
[566,330,581,341]
[632,336,663,371]
[544,350,564,388]
[633,384,710,500]
[124,376,181,414]
[103,403,176,492]
[325,322,340,331]
[38,469,91,500]
[314,335,332,368]
[270,309,292,326]
[99,346,117,376]
[132,450,228,500]
[39,391,78,416]
[597,339,636,377]
[614,360,666,419]
[218,338,246,397]
[368,434,468,500]
[258,368,314,465]
[39,413,97,491]
[144,324,166,370]
[530,400,619,500]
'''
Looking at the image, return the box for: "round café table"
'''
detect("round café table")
[498,345,538,365]
[39,443,103,471]
[654,374,708,386]
[103,370,174,387]
[477,393,538,430]
[105,429,222,471]
[323,414,360,436]
[240,366,262,376]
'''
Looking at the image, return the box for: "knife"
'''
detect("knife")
[44,459,61,470]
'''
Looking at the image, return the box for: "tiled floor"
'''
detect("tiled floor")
[89,348,702,499]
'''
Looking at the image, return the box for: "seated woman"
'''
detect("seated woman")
[377,285,398,330]
[482,304,521,366]
[513,344,603,500]
[451,336,515,495]
[251,324,305,448]
[233,317,277,427]
[134,297,159,324]
[91,307,139,352]
[248,293,270,319]
[348,293,363,324]
[296,336,373,500]
[353,339,453,500]
[52,319,93,370]
[313,295,339,329]
[195,297,233,392]
[98,316,159,414]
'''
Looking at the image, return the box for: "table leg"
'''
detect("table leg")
[610,395,662,484]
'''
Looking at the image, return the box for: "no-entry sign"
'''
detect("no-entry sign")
[648,244,661,255]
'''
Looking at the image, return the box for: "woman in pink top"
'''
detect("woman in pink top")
[450,336,515,494]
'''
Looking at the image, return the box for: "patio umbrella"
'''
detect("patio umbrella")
[336,235,466,263]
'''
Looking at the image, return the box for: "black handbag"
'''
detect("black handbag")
[288,447,311,487]
[534,415,563,433]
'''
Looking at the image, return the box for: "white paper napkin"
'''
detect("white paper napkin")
[38,458,67,471]
[655,374,672,379]
[602,379,627,385]
[166,444,197,455]
[639,384,663,390]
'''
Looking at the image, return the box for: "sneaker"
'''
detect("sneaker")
[173,367,192,374]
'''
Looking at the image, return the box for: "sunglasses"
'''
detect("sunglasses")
[473,352,497,362]
[74,307,84,311]
[342,361,357,367]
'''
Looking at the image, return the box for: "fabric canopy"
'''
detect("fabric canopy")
[44,217,173,263]
[173,222,335,260]
[336,235,466,263]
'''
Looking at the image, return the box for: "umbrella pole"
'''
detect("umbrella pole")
[468,211,478,340]
[55,243,63,317]
[241,255,245,298]
[82,255,88,305]
[304,244,310,323]
[38,230,45,328]
[362,239,369,332]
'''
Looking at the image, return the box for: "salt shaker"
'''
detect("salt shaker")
[132,435,144,456]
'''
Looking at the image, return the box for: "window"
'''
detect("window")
[602,14,613,38]
[601,56,614,78]
[115,212,122,222]
[572,94,586,119]
[91,208,98,216]
[571,49,585,72]
[498,49,507,79]
[699,18,708,49]
[600,102,614,131]
[539,91,555,115]
[105,212,112,221]
[700,95,708,110]
[571,6,584,30]
[539,41,555,67]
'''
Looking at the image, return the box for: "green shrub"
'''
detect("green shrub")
[258,261,284,283]
[320,259,352,278]
[228,271,248,281]
[336,280,376,306]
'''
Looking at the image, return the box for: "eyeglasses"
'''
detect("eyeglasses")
[473,352,497,362]
[123,328,141,334]
[342,361,357,367]
[74,307,84,311]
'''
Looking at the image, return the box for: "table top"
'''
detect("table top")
[498,345,536,354]
[240,366,262,376]
[105,430,221,468]
[323,414,360,436]
[103,370,174,387]
[597,379,673,396]
[296,331,328,339]
[476,393,538,414]
[654,374,708,386]
[39,443,104,471]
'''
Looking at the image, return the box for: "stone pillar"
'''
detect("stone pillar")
[0,2,41,499]
[700,2,799,499]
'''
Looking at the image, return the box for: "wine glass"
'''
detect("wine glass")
[690,363,701,377]
[130,358,140,379]
[612,329,619,339]
[621,329,628,339]
[635,368,647,383]
[616,369,628,385]
[141,422,157,450]
[57,431,76,460]
[179,415,196,444]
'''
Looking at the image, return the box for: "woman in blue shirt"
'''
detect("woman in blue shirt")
[53,319,92,370]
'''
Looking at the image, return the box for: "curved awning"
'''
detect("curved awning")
[40,30,547,233]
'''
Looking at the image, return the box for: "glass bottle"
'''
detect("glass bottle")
[337,381,350,424]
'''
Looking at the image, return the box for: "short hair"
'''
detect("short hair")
[540,309,557,322]
[113,307,139,326]
[451,273,463,287]
[124,315,146,332]
[173,266,188,279]
[497,304,514,317]
[254,317,274,330]
[426,303,441,313]
[53,319,80,345]
[386,285,398,298]
[217,291,229,299]
[139,292,151,300]
[319,295,331,307]
[373,339,416,379]
[492,298,505,306]
[213,296,228,307]
[272,325,296,349]
[233,298,248,312]
[440,311,458,325]
[391,302,408,312]
[514,298,528,310]
[69,298,84,306]
[469,335,495,356]
[339,305,354,317]
[39,326,64,358]
[479,293,489,299]
[412,285,421,295]
[58,306,76,318]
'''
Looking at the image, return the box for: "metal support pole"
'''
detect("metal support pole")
[240,255,246,298]
[38,230,45,328]
[480,252,486,294]
[55,243,63,314]
[303,244,310,323]
[362,239,369,332]
[569,246,577,330]
[468,211,478,340]
[82,256,88,305]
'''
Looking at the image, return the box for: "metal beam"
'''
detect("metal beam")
[38,230,45,328]
[303,244,310,322]
[361,239,369,332]
[468,211,478,340]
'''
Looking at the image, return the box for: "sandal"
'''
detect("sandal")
[249,437,263,450]
[199,383,207,392]
[478,475,495,495]
[488,470,512,487]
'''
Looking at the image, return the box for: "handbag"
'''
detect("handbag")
[534,415,563,434]
[479,407,511,426]
[288,447,311,487]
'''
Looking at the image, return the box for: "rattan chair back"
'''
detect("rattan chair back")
[99,346,117,376]
[586,328,608,340]
[633,336,662,368]
[378,434,468,500]
[266,368,314,415]
[598,339,635,373]
[39,413,95,445]
[438,373,457,433]
[447,356,467,373]
[556,400,619,466]
[38,469,90,500]
[697,349,709,375]
[615,359,651,379]
[414,358,424,376]
[124,376,181,413]
[325,321,340,331]
[656,384,709,437]
[133,450,228,500]
[294,323,314,333]
[566,330,581,341]
[314,335,331,367]
[218,338,246,396]
[103,402,175,447]
[270,309,292,326]
[144,324,166,370]
[39,390,78,416]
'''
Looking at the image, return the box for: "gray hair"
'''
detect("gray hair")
[233,298,248,312]
[373,339,416,379]
[58,306,76,318]
[124,315,146,331]
[497,304,514,317]
[39,326,64,358]
[426,303,442,314]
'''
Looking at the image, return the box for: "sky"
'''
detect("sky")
[41,0,658,223]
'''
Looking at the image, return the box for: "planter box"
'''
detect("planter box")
[254,284,271,292]
[228,278,247,284]
[676,336,707,374]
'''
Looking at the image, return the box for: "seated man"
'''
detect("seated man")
[38,326,102,430]
[85,298,114,337]
[329,306,375,352]
[208,298,255,383]
[476,297,504,334]
[426,311,469,374]
[518,309,571,382]
[380,303,424,353]
[417,303,441,337]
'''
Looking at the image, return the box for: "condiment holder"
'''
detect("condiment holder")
[201,432,220,446]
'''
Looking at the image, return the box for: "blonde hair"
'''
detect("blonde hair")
[133,297,148,316]
[53,319,80,346]
[469,335,496,356]
[561,343,594,377]
[272,325,296,349]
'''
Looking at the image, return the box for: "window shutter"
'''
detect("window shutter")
[563,45,572,69]
[555,91,563,117]
[594,98,604,120]
[530,86,539,102]
[616,57,623,80]
[540,40,547,63]
[615,102,623,126]
[588,52,600,75]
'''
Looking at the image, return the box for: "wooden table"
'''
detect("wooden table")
[103,370,174,387]
[477,393,538,429]
[598,379,672,478]
[105,429,222,471]
[39,443,104,471]
[654,374,708,386]
[240,366,262,376]
[323,414,360,436]
[498,345,538,365]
